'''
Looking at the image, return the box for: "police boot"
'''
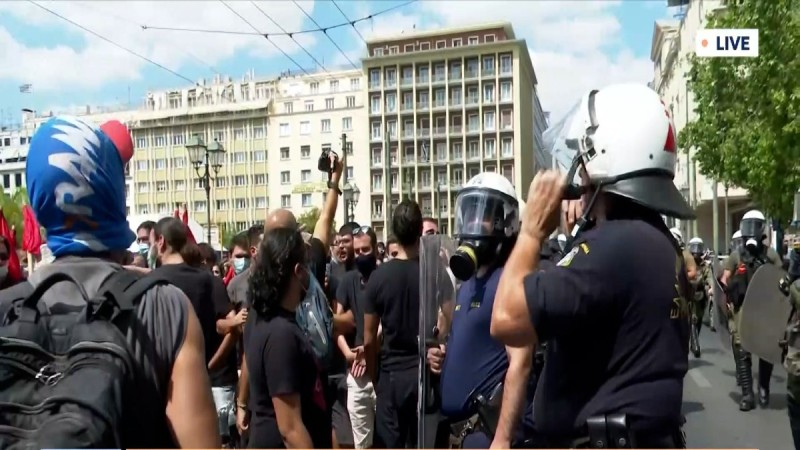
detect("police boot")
[690,321,701,358]
[758,359,774,407]
[732,339,742,386]
[738,350,755,411]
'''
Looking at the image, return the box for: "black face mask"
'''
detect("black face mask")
[449,239,498,282]
[355,254,377,278]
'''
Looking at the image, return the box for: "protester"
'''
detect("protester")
[198,242,218,271]
[422,217,439,236]
[0,116,219,448]
[244,227,332,448]
[385,235,400,262]
[0,236,22,289]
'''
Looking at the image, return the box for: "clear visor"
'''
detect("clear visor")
[732,237,744,248]
[454,190,517,238]
[688,243,704,254]
[740,219,765,238]
[544,100,591,186]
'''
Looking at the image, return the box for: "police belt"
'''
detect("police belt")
[531,414,686,449]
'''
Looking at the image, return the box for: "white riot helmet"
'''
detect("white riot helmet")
[546,83,694,221]
[688,237,705,256]
[732,230,744,252]
[740,210,766,251]
[669,227,684,247]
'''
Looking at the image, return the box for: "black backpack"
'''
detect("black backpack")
[0,269,167,449]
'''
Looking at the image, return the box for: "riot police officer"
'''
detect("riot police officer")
[427,172,534,448]
[491,83,692,448]
[688,237,712,358]
[720,210,783,410]
[671,228,698,284]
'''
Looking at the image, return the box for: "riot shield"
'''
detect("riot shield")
[739,264,794,366]
[418,234,458,449]
[711,263,732,350]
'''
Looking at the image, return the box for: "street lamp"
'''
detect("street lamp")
[186,134,225,243]
[343,183,360,223]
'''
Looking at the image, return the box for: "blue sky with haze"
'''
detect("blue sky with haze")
[0,0,676,126]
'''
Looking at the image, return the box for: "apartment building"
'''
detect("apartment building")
[651,0,751,250]
[362,22,543,239]
[0,127,32,196]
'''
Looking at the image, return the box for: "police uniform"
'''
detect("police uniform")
[785,278,800,449]
[506,84,692,448]
[723,244,782,410]
[687,238,712,358]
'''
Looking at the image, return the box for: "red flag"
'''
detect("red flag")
[21,205,43,255]
[180,205,197,244]
[223,265,235,286]
[173,207,180,218]
[0,210,23,282]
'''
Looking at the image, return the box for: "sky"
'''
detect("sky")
[0,0,678,128]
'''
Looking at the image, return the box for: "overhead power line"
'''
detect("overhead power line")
[28,0,197,85]
[250,1,329,74]
[141,0,418,38]
[291,0,357,70]
[332,0,367,45]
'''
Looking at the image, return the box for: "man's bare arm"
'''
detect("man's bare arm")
[313,157,343,248]
[165,299,221,448]
[364,313,380,382]
[493,344,534,446]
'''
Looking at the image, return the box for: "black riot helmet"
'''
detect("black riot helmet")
[449,173,519,281]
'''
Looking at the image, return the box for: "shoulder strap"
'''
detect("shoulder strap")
[98,270,170,312]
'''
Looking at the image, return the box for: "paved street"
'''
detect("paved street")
[684,326,793,448]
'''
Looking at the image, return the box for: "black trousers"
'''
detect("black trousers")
[374,367,418,449]
[788,395,800,450]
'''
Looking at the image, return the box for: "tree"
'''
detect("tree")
[297,207,336,234]
[0,187,29,246]
[678,0,800,220]
[217,222,239,250]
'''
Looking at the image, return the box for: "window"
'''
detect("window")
[373,47,384,57]
[484,83,495,102]
[502,138,513,157]
[193,201,207,212]
[154,136,165,147]
[213,130,226,142]
[371,122,382,140]
[281,171,290,184]
[305,100,314,112]
[468,36,479,45]
[254,150,266,162]
[173,157,186,168]
[468,141,479,159]
[484,138,496,158]
[310,82,319,94]
[346,166,354,180]
[156,181,167,192]
[372,173,382,190]
[321,119,331,133]
[255,197,267,209]
[279,123,290,137]
[136,182,148,193]
[436,40,446,49]
[233,129,244,140]
[483,56,495,73]
[284,102,293,113]
[371,96,381,114]
[372,200,383,219]
[502,164,513,184]
[155,159,166,170]
[280,147,290,160]
[372,148,382,165]
[500,55,512,73]
[139,205,149,215]
[301,145,311,158]
[484,111,496,131]
[329,80,339,92]
[301,169,311,182]
[174,180,185,190]
[325,98,334,110]
[345,142,353,156]
[369,69,380,87]
[350,78,360,90]
[300,121,311,135]
[500,82,512,101]
[452,38,462,47]
[216,177,227,187]
[172,134,185,145]
[302,194,312,207]
[404,43,414,52]
[136,137,146,148]
[216,199,228,210]
[253,126,265,138]
[346,96,356,108]
[233,152,247,164]
[420,42,430,51]
[501,110,513,129]
[234,198,247,209]
[234,175,246,186]
[342,117,352,131]
[385,68,396,86]
[281,195,291,208]
[254,174,267,185]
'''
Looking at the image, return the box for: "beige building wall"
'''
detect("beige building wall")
[651,0,750,251]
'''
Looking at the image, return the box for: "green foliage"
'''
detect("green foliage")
[297,207,336,234]
[679,0,800,220]
[0,187,30,246]
[217,222,240,250]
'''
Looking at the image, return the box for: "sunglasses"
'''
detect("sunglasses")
[353,225,372,236]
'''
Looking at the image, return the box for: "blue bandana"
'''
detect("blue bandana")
[26,116,135,257]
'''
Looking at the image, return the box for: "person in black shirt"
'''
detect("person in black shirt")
[332,222,360,280]
[364,200,423,448]
[244,228,331,449]
[151,218,242,446]
[491,85,693,448]
[337,226,380,448]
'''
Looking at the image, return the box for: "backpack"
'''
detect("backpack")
[295,271,334,369]
[0,269,168,449]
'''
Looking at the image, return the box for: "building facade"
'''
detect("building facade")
[361,22,542,239]
[651,0,751,251]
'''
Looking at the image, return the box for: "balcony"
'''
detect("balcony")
[451,152,463,161]
[467,152,481,161]
[417,75,430,84]
[433,127,447,137]
[500,64,512,75]
[449,98,462,108]
[465,69,479,79]
[466,124,480,134]
[417,128,431,138]
[386,105,397,114]
[369,80,381,90]
[450,125,463,134]
[370,108,381,116]
[403,155,416,164]
[372,212,384,220]
[385,78,397,88]
[465,96,479,106]
[500,121,513,131]
[418,101,430,111]
[401,103,414,112]
[372,159,382,167]
[483,67,495,77]
[402,129,415,139]
[432,73,446,84]
[401,77,413,87]
[371,133,382,142]
[433,99,447,109]
[499,94,512,104]
[484,96,495,105]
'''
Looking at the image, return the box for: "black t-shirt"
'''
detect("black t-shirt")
[337,270,367,347]
[244,309,331,449]
[363,258,420,371]
[153,263,237,386]
[524,220,689,436]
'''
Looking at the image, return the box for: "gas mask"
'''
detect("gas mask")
[745,238,760,254]
[449,238,503,282]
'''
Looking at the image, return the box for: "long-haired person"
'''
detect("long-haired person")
[245,228,331,448]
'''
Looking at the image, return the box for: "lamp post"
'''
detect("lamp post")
[186,134,225,244]
[436,182,446,229]
[343,183,361,223]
